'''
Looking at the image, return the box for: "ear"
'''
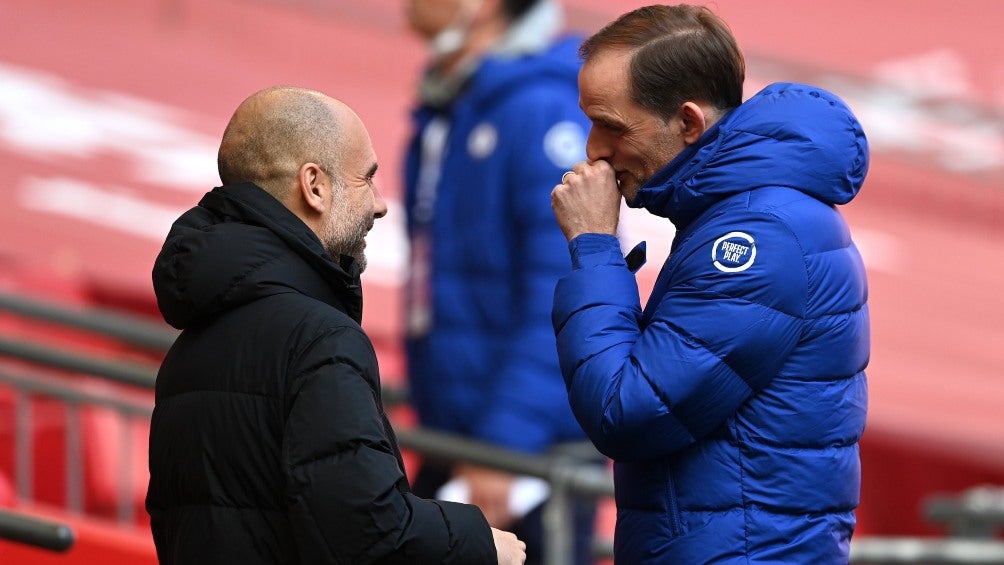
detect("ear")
[297,162,328,215]
[678,101,711,145]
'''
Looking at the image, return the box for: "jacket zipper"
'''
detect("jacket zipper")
[666,469,683,537]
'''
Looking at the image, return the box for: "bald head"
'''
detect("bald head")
[217,86,354,199]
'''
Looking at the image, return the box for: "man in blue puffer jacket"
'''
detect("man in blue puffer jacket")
[402,0,595,563]
[551,5,870,563]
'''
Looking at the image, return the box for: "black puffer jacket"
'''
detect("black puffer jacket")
[147,182,495,564]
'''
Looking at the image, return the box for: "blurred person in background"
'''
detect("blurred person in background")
[146,86,525,565]
[551,4,869,564]
[402,0,596,563]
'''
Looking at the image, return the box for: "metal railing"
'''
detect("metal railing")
[0,335,157,389]
[0,293,177,352]
[392,427,611,565]
[0,508,74,552]
[1,290,1004,564]
[0,367,152,523]
[927,486,1004,538]
[850,537,1004,564]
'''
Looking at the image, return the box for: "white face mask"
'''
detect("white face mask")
[428,0,484,57]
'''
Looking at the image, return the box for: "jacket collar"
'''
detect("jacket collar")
[632,83,869,230]
[200,183,364,321]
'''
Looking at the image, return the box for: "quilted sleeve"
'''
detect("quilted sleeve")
[553,212,807,462]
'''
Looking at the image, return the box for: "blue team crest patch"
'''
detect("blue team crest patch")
[712,231,756,272]
[468,122,498,159]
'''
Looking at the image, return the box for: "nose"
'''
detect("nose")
[371,184,388,219]
[585,128,611,163]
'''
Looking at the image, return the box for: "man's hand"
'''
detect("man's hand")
[456,464,516,528]
[551,160,621,241]
[491,527,527,565]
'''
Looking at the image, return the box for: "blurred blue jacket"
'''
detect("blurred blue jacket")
[403,35,591,453]
[552,83,870,563]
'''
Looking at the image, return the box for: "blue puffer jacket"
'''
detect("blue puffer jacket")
[404,36,591,453]
[552,83,870,563]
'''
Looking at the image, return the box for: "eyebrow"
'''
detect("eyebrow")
[591,115,624,130]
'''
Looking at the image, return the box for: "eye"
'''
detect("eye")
[593,119,623,135]
[363,163,379,185]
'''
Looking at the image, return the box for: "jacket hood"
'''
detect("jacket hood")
[470,34,582,109]
[152,183,362,330]
[634,82,870,228]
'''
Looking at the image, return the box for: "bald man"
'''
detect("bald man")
[147,86,526,565]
